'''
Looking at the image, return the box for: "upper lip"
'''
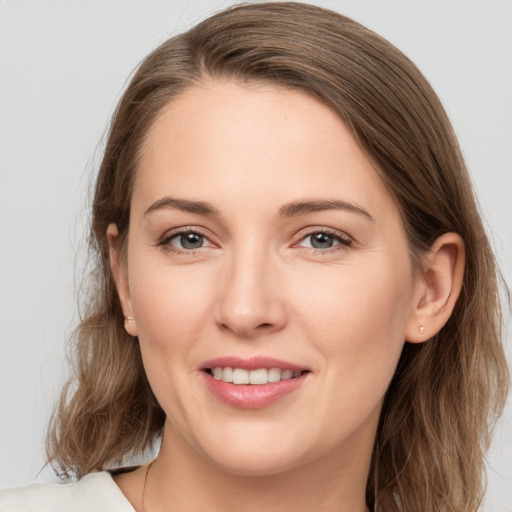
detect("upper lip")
[201,356,308,372]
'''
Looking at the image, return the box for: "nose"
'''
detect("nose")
[214,248,287,339]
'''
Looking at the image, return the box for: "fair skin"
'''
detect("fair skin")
[109,80,464,512]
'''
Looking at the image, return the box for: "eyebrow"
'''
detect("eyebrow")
[144,196,374,221]
[278,199,374,221]
[145,197,220,217]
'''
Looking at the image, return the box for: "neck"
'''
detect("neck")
[144,422,372,512]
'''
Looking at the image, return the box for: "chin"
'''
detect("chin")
[207,450,304,477]
[179,428,291,476]
[193,429,317,477]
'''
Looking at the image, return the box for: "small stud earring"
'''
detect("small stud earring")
[419,325,425,334]
[125,316,135,322]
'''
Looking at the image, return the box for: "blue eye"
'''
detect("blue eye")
[299,231,351,250]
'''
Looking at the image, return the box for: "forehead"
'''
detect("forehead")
[133,80,398,220]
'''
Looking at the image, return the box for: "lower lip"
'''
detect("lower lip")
[203,372,308,409]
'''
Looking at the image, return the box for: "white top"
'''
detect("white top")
[0,472,135,512]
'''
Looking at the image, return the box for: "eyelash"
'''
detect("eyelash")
[158,227,352,255]
[158,227,214,255]
[294,228,352,254]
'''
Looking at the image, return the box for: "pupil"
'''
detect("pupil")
[311,232,333,249]
[181,233,203,249]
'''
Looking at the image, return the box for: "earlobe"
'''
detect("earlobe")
[107,223,138,337]
[405,232,465,343]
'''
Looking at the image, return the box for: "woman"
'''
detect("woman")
[1,2,508,511]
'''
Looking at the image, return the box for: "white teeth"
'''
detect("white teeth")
[249,368,268,384]
[222,367,233,383]
[281,369,293,380]
[210,367,304,385]
[267,367,281,382]
[232,368,249,384]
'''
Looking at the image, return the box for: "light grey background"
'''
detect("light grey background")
[1,0,511,509]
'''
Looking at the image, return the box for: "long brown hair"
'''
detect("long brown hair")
[47,3,509,510]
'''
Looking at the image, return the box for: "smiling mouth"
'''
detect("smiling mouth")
[205,367,308,385]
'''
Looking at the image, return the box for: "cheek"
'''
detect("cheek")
[296,256,413,378]
[288,258,413,450]
[127,263,217,422]
[128,260,214,361]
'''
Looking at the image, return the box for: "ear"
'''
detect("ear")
[107,223,138,337]
[405,232,465,343]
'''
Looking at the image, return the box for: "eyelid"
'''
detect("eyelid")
[292,226,353,250]
[156,225,352,254]
[158,226,217,252]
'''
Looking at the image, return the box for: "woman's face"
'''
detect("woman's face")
[115,80,422,476]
